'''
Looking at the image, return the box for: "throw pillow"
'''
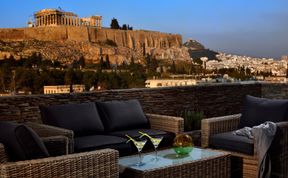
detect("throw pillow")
[239,95,288,128]
[96,99,149,132]
[40,102,104,137]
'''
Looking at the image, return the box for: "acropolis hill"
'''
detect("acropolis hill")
[0,9,186,64]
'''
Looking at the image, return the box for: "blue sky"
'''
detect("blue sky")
[1,0,288,59]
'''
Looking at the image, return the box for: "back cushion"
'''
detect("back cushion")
[239,95,288,128]
[96,100,149,132]
[0,122,49,161]
[40,102,104,137]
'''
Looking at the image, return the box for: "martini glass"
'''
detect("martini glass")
[139,131,163,161]
[133,139,147,166]
[126,135,147,166]
[150,136,163,161]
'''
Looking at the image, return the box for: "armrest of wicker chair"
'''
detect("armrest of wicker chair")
[0,143,8,163]
[0,136,69,163]
[268,121,288,177]
[42,136,69,156]
[0,149,119,178]
[146,113,184,134]
[25,122,74,153]
[201,114,241,148]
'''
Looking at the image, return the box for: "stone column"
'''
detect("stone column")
[52,14,55,24]
[36,17,39,27]
[47,15,50,25]
[61,16,64,25]
[56,15,58,25]
[76,18,79,26]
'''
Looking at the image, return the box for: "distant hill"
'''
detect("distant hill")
[183,39,205,50]
[183,39,218,61]
[188,49,218,61]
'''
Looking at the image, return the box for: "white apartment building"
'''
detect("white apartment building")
[44,85,85,94]
[145,79,197,88]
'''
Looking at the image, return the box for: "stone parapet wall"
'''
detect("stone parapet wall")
[0,83,263,123]
[261,83,288,99]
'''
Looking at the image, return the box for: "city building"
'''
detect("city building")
[44,85,85,94]
[145,79,197,88]
[33,9,102,28]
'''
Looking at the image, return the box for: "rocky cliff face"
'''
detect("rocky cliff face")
[0,40,137,64]
[0,27,186,64]
[0,27,212,64]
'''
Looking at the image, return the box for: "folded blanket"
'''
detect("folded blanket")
[234,122,277,178]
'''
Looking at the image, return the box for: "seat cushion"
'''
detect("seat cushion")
[0,122,49,161]
[40,102,104,137]
[108,129,175,150]
[74,135,133,156]
[239,95,288,128]
[210,131,254,155]
[96,100,149,132]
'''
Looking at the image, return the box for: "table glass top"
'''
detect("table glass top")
[119,148,226,171]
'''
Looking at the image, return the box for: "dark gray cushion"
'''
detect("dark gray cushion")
[74,135,133,156]
[0,122,49,161]
[96,100,149,132]
[210,131,254,155]
[108,129,175,150]
[40,102,104,137]
[239,95,288,128]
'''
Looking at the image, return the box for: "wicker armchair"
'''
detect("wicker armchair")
[201,114,288,178]
[0,135,119,178]
[0,145,119,178]
[146,113,184,134]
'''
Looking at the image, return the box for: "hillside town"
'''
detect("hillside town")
[206,53,288,76]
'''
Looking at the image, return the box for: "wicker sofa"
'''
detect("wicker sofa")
[39,100,184,155]
[202,105,288,178]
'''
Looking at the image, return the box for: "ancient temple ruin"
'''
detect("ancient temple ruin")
[34,9,102,28]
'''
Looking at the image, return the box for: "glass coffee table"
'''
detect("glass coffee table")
[119,148,230,178]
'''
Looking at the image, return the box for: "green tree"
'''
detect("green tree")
[64,69,75,86]
[110,18,120,29]
[0,66,12,92]
[98,56,104,73]
[78,56,85,68]
[170,61,176,74]
[143,43,146,56]
[122,24,128,30]
[105,55,111,69]
[83,71,97,90]
[14,68,36,93]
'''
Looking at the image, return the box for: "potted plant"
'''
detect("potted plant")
[178,110,205,146]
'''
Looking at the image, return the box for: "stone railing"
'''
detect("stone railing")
[0,82,287,123]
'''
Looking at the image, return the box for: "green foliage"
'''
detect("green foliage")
[145,54,159,77]
[122,24,128,30]
[105,55,111,69]
[178,110,205,131]
[216,66,254,80]
[110,18,120,29]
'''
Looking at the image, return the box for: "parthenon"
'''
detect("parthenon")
[34,9,102,28]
